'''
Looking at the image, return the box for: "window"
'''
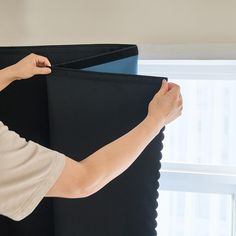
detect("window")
[138,60,236,236]
[158,191,232,236]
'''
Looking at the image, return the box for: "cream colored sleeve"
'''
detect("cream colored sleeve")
[0,121,66,221]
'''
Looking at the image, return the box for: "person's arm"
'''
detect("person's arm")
[46,80,183,198]
[0,53,182,200]
[0,53,51,92]
[0,67,15,91]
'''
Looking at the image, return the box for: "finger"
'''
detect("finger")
[34,67,52,75]
[168,84,181,96]
[168,83,180,91]
[179,93,182,99]
[178,98,182,106]
[168,82,176,91]
[34,55,51,67]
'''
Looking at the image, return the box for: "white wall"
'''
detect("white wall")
[1,0,236,58]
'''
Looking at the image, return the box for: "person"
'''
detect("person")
[0,53,183,221]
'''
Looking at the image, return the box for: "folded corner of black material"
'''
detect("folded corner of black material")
[0,44,167,236]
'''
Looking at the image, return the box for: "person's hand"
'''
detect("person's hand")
[146,79,183,128]
[9,53,52,81]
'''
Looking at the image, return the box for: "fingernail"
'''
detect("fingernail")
[162,79,167,84]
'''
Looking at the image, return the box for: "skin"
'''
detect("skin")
[0,53,183,198]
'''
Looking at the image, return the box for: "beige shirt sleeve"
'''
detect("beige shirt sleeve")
[0,121,66,221]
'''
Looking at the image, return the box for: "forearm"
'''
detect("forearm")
[80,116,164,196]
[0,66,16,91]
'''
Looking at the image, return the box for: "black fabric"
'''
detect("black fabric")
[0,44,165,236]
[48,68,165,236]
[0,44,138,236]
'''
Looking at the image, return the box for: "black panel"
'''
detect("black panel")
[47,68,165,236]
[0,44,139,236]
[0,44,164,236]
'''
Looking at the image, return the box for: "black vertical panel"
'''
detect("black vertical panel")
[0,44,164,236]
[0,51,53,236]
[0,44,140,236]
[47,67,166,236]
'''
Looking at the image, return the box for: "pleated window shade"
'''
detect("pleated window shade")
[0,44,166,236]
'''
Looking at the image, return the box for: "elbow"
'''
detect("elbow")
[69,163,100,198]
[76,178,101,198]
[71,182,98,199]
[72,187,91,198]
[79,187,96,198]
[69,177,91,199]
[46,157,99,199]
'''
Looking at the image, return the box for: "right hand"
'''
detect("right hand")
[8,53,51,82]
[147,79,183,127]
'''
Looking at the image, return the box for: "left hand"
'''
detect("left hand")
[9,53,52,80]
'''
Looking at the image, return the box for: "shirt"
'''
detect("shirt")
[0,120,66,221]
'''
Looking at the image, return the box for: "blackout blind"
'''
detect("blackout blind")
[0,44,166,236]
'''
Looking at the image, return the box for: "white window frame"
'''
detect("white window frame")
[160,162,236,235]
[138,59,236,236]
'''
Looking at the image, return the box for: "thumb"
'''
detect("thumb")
[159,79,169,95]
[152,79,168,101]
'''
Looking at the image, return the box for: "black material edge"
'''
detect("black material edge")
[49,67,167,85]
[53,45,138,68]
